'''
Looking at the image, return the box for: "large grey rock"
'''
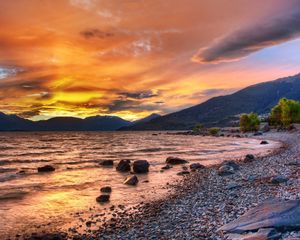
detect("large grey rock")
[133,160,150,173]
[226,228,281,240]
[219,199,300,234]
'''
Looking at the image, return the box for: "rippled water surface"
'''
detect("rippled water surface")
[0,132,279,238]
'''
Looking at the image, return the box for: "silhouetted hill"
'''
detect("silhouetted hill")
[0,113,155,131]
[0,112,34,131]
[122,73,300,130]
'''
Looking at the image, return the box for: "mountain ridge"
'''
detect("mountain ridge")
[121,73,300,130]
[0,113,159,131]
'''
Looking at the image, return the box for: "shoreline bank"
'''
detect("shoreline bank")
[23,129,300,240]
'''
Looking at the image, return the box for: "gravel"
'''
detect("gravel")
[26,129,300,240]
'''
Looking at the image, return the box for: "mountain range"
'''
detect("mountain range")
[1,73,300,131]
[0,113,160,131]
[122,73,300,130]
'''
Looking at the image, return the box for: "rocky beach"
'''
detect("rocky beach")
[21,128,300,240]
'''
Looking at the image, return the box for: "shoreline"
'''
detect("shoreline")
[24,129,300,240]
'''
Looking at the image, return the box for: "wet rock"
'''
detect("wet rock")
[37,165,55,173]
[227,182,242,190]
[270,175,288,184]
[253,131,263,136]
[244,154,255,163]
[99,160,114,166]
[260,140,269,145]
[218,165,235,176]
[223,160,240,170]
[96,194,110,203]
[177,171,190,176]
[100,186,112,193]
[219,199,300,233]
[161,165,172,170]
[190,163,205,171]
[124,175,139,185]
[116,160,131,172]
[247,175,257,182]
[166,157,188,165]
[133,160,150,173]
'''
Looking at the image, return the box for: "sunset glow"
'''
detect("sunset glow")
[1,0,300,120]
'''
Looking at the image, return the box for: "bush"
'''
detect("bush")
[269,98,300,127]
[193,123,204,133]
[240,113,260,132]
[209,127,220,135]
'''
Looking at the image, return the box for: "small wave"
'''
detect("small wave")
[0,191,28,200]
[0,168,18,173]
[0,159,51,166]
[56,159,101,165]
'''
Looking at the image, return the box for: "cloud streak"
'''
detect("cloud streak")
[193,9,300,64]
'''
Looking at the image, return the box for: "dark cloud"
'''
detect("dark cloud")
[19,109,41,118]
[80,28,114,39]
[193,9,300,64]
[119,90,158,99]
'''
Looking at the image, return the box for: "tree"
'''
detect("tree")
[240,112,260,132]
[269,98,300,127]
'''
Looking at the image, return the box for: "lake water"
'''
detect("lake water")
[0,132,280,238]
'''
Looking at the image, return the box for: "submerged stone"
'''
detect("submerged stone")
[166,157,188,164]
[37,165,55,172]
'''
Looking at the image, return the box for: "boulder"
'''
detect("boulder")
[96,194,110,203]
[99,160,114,166]
[161,165,172,170]
[270,175,288,184]
[133,160,150,173]
[166,157,188,165]
[260,140,269,145]
[223,160,240,170]
[124,175,139,185]
[244,154,255,163]
[116,160,131,172]
[218,165,235,176]
[219,199,300,233]
[100,186,112,193]
[190,163,205,171]
[37,165,55,173]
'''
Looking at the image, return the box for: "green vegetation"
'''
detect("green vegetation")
[193,123,204,133]
[269,98,300,127]
[209,127,220,136]
[240,112,260,132]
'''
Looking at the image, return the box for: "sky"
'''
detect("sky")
[1,0,300,121]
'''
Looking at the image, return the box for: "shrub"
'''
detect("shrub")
[240,112,260,132]
[269,98,300,127]
[209,127,220,135]
[193,123,204,133]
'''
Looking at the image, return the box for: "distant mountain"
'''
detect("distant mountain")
[132,113,161,124]
[0,113,156,131]
[0,112,34,131]
[122,73,300,130]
